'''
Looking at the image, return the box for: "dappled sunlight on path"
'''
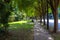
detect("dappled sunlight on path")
[34,21,54,40]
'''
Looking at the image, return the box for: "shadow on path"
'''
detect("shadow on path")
[34,20,54,40]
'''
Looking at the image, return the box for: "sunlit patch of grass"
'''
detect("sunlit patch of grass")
[9,21,28,24]
[8,20,34,30]
[7,20,34,40]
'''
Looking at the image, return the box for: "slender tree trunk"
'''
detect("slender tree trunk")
[40,16,42,23]
[53,9,58,33]
[47,1,49,30]
[43,15,46,25]
[47,12,49,30]
[3,23,9,39]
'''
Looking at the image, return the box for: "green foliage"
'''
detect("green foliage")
[0,0,38,28]
[48,8,52,13]
[16,0,35,11]
[0,0,13,33]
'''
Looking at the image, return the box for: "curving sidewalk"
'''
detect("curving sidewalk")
[34,20,54,40]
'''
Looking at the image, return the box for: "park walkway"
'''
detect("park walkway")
[34,20,54,40]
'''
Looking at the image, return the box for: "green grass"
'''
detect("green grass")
[5,20,34,40]
[8,20,34,30]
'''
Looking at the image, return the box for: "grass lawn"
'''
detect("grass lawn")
[1,20,34,40]
[8,20,34,30]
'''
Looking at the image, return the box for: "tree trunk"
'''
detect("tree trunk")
[53,9,58,33]
[47,12,49,30]
[47,1,49,30]
[3,23,9,33]
[43,15,45,25]
[40,16,42,23]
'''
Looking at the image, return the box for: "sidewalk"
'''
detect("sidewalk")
[34,20,54,40]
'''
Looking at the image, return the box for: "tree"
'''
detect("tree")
[0,0,16,35]
[38,0,43,23]
[12,0,38,20]
[48,0,60,33]
[40,0,47,25]
[46,0,49,30]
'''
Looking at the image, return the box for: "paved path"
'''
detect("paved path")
[34,20,54,40]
